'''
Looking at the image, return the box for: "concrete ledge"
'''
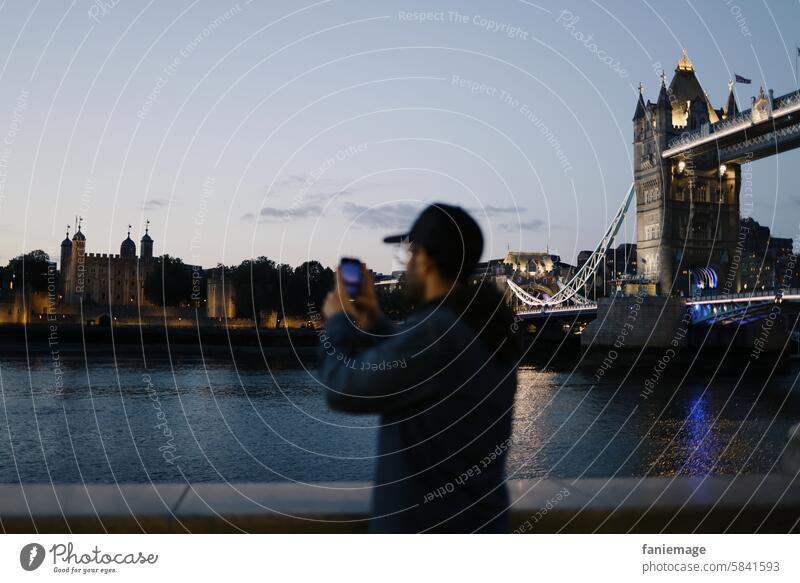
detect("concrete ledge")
[1,475,798,533]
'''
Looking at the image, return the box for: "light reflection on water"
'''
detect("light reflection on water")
[0,356,796,483]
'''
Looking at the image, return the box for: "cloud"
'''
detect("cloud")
[242,181,375,223]
[496,218,546,231]
[142,198,171,211]
[240,197,539,232]
[338,201,534,232]
[262,204,322,218]
[265,175,306,195]
[249,179,373,223]
[472,205,528,216]
[242,203,324,223]
[302,186,363,203]
[340,201,422,229]
[266,175,368,202]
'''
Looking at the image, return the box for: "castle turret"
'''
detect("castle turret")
[140,220,153,261]
[68,218,86,302]
[60,226,72,295]
[120,224,136,258]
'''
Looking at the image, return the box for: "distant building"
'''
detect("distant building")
[0,266,13,297]
[738,217,798,292]
[502,250,576,302]
[206,267,235,319]
[503,251,559,276]
[60,219,157,307]
[471,259,513,293]
[576,243,639,298]
[0,263,51,324]
[374,271,402,294]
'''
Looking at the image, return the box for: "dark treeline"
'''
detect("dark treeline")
[226,257,334,319]
[143,256,335,318]
[2,250,52,293]
[142,254,200,308]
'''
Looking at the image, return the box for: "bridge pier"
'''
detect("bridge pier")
[689,308,796,354]
[578,293,797,375]
[581,295,689,351]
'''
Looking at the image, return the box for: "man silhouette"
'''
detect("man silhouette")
[319,203,520,533]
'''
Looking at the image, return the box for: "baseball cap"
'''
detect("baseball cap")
[383,203,483,281]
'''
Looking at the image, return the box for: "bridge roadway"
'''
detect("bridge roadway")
[662,88,800,163]
[687,289,800,325]
[515,289,800,325]
[515,302,598,320]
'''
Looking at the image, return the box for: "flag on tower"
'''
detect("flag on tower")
[734,74,752,84]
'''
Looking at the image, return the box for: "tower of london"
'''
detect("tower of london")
[60,219,158,307]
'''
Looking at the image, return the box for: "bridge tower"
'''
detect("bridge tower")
[633,51,741,295]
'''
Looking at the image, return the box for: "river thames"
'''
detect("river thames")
[0,355,796,483]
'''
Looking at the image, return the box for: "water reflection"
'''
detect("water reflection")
[0,357,796,483]
[682,390,714,475]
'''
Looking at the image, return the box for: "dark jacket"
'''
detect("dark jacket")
[318,284,520,533]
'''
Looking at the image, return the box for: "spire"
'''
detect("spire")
[677,48,693,71]
[141,219,153,244]
[724,80,738,117]
[61,224,72,247]
[120,224,136,257]
[656,70,669,108]
[633,82,646,120]
[72,216,85,241]
[140,219,153,259]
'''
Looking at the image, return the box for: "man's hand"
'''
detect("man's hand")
[322,263,384,330]
[322,270,353,320]
[352,268,382,330]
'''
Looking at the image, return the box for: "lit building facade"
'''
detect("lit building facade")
[60,220,158,307]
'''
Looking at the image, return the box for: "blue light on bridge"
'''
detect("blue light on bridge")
[691,266,718,291]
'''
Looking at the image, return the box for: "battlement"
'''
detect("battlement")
[85,253,125,259]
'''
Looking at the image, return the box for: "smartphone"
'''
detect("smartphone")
[339,257,362,297]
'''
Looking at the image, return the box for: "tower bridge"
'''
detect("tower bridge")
[507,51,800,349]
[687,289,800,326]
[662,86,800,163]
